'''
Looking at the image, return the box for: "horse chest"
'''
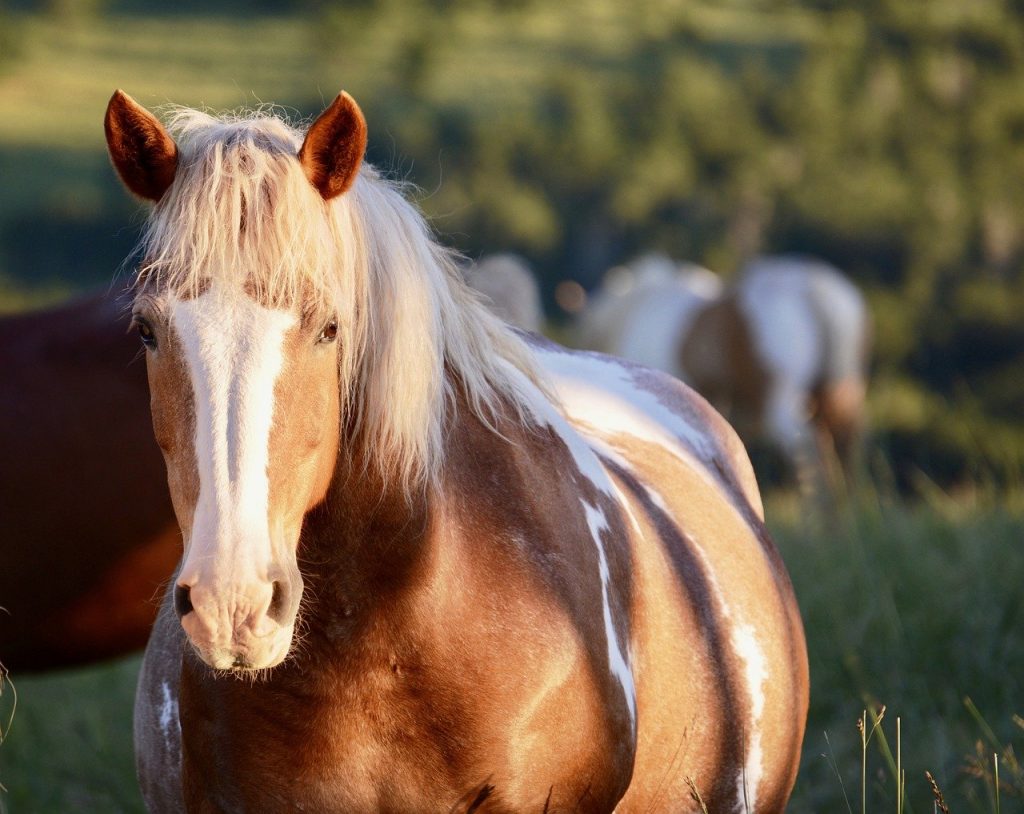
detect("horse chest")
[175,627,631,813]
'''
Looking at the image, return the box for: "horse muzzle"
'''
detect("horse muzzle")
[173,574,301,671]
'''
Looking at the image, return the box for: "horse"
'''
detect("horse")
[463,254,544,333]
[574,253,723,378]
[577,254,870,493]
[105,89,808,812]
[0,291,179,671]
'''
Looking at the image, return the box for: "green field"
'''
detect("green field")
[2,495,1022,813]
[1,2,1023,811]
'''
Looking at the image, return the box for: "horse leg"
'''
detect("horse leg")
[816,376,867,482]
[763,383,826,503]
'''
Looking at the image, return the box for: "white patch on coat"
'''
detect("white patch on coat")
[615,282,711,380]
[584,501,637,732]
[171,283,297,597]
[742,256,867,384]
[641,480,768,814]
[535,344,721,474]
[738,263,820,389]
[498,360,638,730]
[737,264,820,457]
[158,680,180,752]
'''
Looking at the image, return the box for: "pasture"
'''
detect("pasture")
[2,492,1022,812]
[1,1,1023,811]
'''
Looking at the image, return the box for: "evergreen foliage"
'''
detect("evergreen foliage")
[0,0,1022,486]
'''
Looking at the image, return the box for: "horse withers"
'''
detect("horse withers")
[106,89,808,812]
[0,292,178,671]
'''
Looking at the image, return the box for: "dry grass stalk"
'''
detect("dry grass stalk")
[925,771,951,814]
[684,776,709,814]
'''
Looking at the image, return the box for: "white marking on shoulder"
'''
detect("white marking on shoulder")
[498,360,638,732]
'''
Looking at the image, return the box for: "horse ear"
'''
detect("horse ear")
[105,90,178,202]
[298,91,367,200]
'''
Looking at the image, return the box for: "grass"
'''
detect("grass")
[1,489,1021,812]
[0,656,142,814]
[777,486,1024,813]
[0,9,1021,808]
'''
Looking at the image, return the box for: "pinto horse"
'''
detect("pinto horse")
[0,291,178,671]
[106,90,808,812]
[577,254,870,492]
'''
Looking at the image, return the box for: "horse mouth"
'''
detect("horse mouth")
[185,629,294,674]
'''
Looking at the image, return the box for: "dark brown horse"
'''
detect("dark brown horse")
[107,89,808,812]
[0,291,178,671]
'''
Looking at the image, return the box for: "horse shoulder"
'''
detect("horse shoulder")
[431,414,639,808]
[536,341,764,521]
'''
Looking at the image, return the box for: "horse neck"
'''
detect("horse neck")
[290,417,445,668]
[292,389,515,657]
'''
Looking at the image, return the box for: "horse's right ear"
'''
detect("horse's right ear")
[104,90,178,202]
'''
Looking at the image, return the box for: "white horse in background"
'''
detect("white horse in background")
[576,254,871,491]
[463,253,544,332]
[574,253,722,373]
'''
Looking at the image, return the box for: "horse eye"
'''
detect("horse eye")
[318,319,338,344]
[135,317,157,349]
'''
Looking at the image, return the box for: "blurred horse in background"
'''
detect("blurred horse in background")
[0,291,178,671]
[463,253,544,332]
[575,253,723,375]
[577,254,871,493]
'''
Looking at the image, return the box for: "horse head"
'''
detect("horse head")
[105,90,366,671]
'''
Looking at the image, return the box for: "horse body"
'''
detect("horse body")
[135,342,806,813]
[579,254,870,486]
[0,292,178,671]
[733,256,869,469]
[105,90,807,812]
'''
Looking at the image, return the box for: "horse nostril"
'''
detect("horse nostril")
[268,581,287,624]
[174,584,193,618]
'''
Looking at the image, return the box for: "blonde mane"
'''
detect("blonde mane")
[135,106,546,492]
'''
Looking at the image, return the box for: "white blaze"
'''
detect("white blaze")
[172,284,297,590]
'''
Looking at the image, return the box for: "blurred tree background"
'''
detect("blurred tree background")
[0,0,1022,489]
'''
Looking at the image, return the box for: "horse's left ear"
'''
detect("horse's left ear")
[104,90,178,202]
[299,91,367,200]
